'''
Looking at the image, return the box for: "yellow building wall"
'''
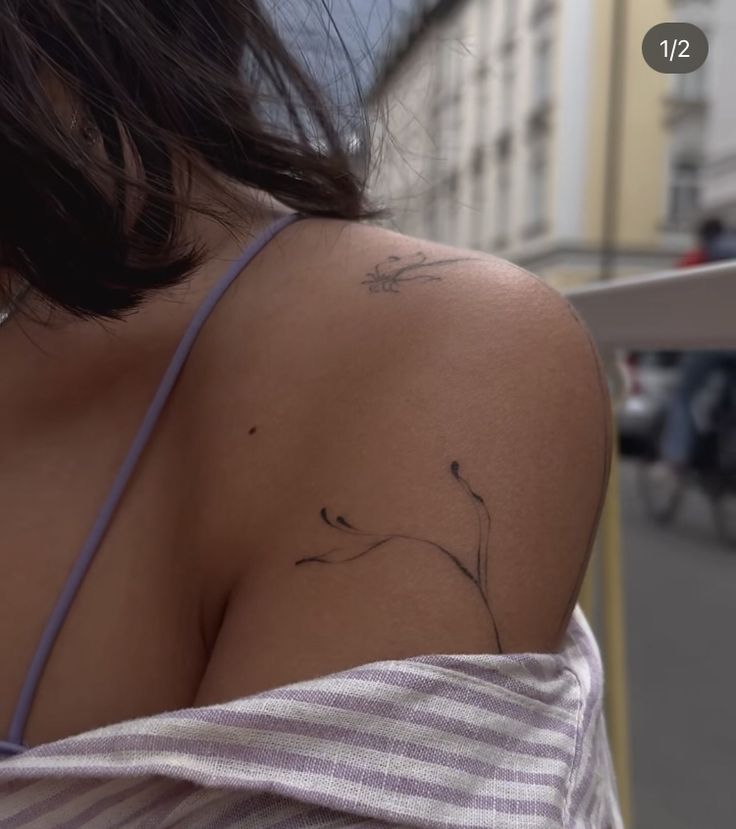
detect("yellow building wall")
[585,0,670,250]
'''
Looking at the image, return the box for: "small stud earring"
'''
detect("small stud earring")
[70,109,98,144]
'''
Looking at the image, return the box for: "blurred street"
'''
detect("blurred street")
[621,460,736,829]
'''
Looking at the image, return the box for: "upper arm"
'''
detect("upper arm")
[194,238,612,705]
[455,259,612,651]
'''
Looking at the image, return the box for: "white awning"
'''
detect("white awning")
[565,261,736,351]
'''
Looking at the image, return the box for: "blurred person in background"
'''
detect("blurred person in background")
[708,222,736,262]
[0,2,620,826]
[656,350,736,477]
[678,218,724,267]
[678,217,736,268]
[656,218,736,479]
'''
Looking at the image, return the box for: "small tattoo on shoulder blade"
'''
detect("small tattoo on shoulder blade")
[362,252,479,294]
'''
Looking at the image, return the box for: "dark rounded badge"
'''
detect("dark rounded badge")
[642,22,709,74]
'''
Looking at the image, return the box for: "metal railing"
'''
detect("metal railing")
[564,259,736,828]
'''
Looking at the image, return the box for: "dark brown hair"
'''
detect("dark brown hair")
[0,1,372,318]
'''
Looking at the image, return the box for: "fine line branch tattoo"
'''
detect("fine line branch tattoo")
[295,461,503,653]
[362,252,479,294]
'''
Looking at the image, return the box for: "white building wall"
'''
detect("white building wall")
[373,0,579,264]
[373,0,697,284]
[658,0,711,244]
[702,0,736,220]
[553,0,594,240]
[372,25,439,237]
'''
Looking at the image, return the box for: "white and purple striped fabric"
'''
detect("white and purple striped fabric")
[0,608,622,828]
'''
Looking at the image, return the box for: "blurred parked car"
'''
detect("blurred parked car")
[616,351,682,457]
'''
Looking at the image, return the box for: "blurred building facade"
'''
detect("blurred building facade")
[702,0,736,222]
[370,0,701,288]
[662,0,711,239]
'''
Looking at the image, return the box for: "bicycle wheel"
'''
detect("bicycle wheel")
[637,460,685,524]
[712,416,736,549]
[712,491,736,549]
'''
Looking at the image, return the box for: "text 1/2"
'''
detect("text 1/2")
[660,39,691,62]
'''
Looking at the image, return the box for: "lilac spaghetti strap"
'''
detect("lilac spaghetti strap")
[5,213,302,750]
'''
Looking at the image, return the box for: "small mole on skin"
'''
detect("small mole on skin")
[249,426,257,435]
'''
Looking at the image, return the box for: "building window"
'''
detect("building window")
[425,191,438,240]
[448,39,462,104]
[478,0,493,60]
[472,146,486,243]
[495,160,512,246]
[526,140,549,236]
[476,60,492,143]
[438,37,451,104]
[472,147,485,200]
[668,158,701,228]
[532,38,553,108]
[531,0,556,24]
[436,189,449,241]
[434,94,456,166]
[436,35,464,163]
[447,173,459,242]
[439,100,451,160]
[503,0,517,40]
[476,2,492,144]
[501,60,515,131]
[671,65,707,103]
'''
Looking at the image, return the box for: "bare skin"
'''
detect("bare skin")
[0,206,612,747]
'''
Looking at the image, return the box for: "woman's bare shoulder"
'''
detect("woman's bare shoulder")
[301,221,614,639]
[192,222,612,704]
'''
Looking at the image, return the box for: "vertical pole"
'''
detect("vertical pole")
[600,422,633,827]
[578,542,597,622]
[600,0,629,281]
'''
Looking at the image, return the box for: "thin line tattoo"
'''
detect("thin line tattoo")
[362,252,479,294]
[295,461,504,653]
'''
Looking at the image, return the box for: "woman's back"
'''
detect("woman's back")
[0,211,305,748]
[1,212,611,751]
[0,2,617,824]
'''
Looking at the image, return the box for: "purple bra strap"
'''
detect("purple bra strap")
[5,212,303,750]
